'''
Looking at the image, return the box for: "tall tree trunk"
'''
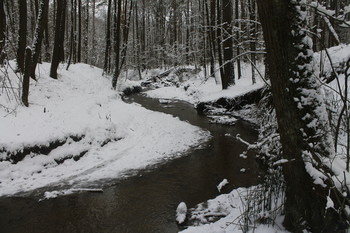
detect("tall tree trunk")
[50,0,67,79]
[216,0,224,84]
[22,48,32,107]
[103,0,112,74]
[186,0,190,65]
[249,0,256,84]
[112,0,122,89]
[135,1,142,79]
[235,0,241,79]
[172,0,178,64]
[67,0,75,70]
[4,0,15,42]
[91,0,95,65]
[77,0,82,62]
[119,0,133,71]
[257,0,347,232]
[17,0,27,72]
[221,0,235,89]
[30,0,49,80]
[43,2,50,62]
[141,0,145,54]
[84,0,89,63]
[0,0,6,64]
[30,0,36,40]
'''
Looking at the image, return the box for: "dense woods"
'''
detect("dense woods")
[0,0,348,86]
[0,0,350,232]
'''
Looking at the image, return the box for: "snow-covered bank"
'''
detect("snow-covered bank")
[0,62,209,196]
[144,63,265,104]
[180,187,287,233]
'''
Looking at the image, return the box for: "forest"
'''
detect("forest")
[0,0,350,232]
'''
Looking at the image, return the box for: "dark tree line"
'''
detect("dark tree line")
[6,0,347,91]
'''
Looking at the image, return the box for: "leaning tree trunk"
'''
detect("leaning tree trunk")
[257,0,348,232]
[17,0,27,72]
[30,0,49,80]
[50,0,67,79]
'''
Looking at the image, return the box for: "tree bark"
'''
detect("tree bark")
[91,0,95,65]
[77,0,82,62]
[112,0,122,89]
[249,0,256,84]
[257,0,347,232]
[0,0,6,64]
[31,0,49,80]
[221,0,235,89]
[103,0,112,74]
[22,48,32,107]
[84,0,89,63]
[235,0,241,80]
[67,0,75,70]
[17,0,27,72]
[216,0,224,84]
[50,0,67,79]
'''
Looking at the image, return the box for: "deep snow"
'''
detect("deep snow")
[144,63,265,104]
[0,62,209,196]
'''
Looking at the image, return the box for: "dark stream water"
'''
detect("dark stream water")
[0,94,262,233]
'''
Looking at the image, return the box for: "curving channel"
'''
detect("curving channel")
[0,94,262,233]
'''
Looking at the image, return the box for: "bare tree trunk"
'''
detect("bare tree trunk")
[216,0,224,83]
[17,0,27,72]
[84,0,89,63]
[30,0,49,80]
[22,48,32,107]
[221,0,235,89]
[43,2,50,62]
[249,0,256,84]
[0,0,6,64]
[67,0,75,70]
[119,0,133,71]
[91,0,95,65]
[50,0,67,79]
[103,0,112,74]
[134,1,142,79]
[235,0,241,79]
[112,0,122,89]
[77,0,82,62]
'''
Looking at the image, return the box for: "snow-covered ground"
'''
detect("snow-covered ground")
[0,62,209,196]
[144,63,266,104]
[180,187,287,233]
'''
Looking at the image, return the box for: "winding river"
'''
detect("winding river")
[0,94,262,233]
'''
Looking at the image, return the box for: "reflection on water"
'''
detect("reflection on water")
[0,94,262,233]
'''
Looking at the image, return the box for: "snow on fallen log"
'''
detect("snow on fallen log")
[176,202,188,224]
[40,188,103,201]
[217,179,229,192]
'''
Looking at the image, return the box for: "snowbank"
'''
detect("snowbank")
[0,62,209,196]
[180,187,287,233]
[144,63,266,104]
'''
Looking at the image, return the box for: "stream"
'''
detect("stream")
[0,94,262,233]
